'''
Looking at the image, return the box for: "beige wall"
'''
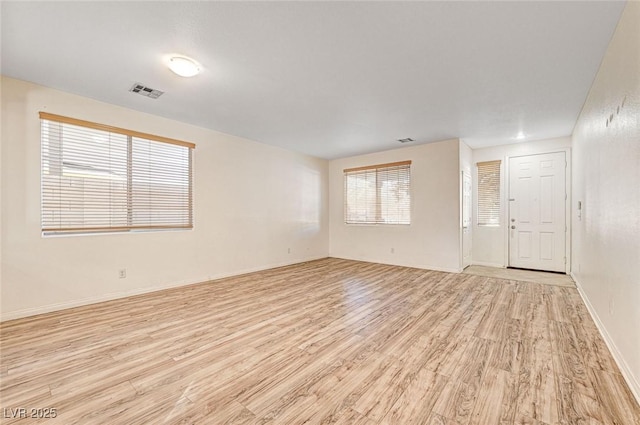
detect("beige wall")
[0,77,330,320]
[571,2,640,401]
[471,137,572,267]
[329,139,462,273]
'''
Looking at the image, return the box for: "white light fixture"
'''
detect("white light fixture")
[515,131,526,140]
[168,56,201,77]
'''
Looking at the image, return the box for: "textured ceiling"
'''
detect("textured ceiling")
[0,1,625,159]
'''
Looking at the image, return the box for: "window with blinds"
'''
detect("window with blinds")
[344,161,411,225]
[477,160,501,226]
[40,112,194,235]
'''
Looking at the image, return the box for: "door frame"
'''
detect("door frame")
[504,148,571,274]
[461,170,472,270]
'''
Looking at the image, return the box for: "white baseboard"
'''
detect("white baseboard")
[0,255,328,322]
[471,261,506,268]
[329,255,462,274]
[571,272,640,405]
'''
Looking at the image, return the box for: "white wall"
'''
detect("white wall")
[0,77,329,320]
[329,139,462,273]
[470,136,572,267]
[571,2,640,401]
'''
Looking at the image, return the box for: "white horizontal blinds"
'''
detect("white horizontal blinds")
[41,120,130,231]
[345,170,378,224]
[40,112,194,234]
[130,137,192,228]
[344,161,411,225]
[477,160,501,226]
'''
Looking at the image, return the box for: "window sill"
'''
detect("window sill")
[42,227,193,238]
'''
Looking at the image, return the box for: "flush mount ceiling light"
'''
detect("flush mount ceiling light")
[167,56,201,77]
[515,131,526,140]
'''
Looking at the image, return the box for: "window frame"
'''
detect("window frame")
[343,160,412,225]
[40,112,195,236]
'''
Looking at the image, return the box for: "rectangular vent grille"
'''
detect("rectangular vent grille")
[129,83,164,99]
[397,138,414,143]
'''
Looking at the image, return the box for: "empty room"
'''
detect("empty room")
[1,1,639,424]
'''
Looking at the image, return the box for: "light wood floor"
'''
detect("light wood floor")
[1,258,639,425]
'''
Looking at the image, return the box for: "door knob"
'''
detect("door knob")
[511,225,516,229]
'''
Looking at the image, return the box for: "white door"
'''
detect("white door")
[509,152,566,272]
[462,171,472,268]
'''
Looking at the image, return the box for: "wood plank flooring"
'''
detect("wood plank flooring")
[1,258,639,424]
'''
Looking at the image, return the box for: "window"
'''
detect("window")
[477,160,501,226]
[40,112,194,235]
[344,161,411,225]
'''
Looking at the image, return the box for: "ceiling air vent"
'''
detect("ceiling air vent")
[129,83,164,99]
[397,138,414,143]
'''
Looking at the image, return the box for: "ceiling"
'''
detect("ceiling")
[0,1,625,159]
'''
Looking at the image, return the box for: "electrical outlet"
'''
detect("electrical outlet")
[287,248,291,254]
[118,269,126,279]
[390,247,395,254]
